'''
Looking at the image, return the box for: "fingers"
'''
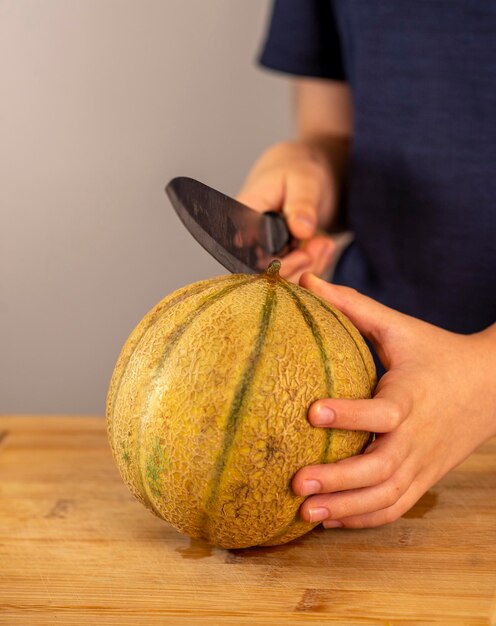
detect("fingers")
[237,142,338,280]
[299,273,412,364]
[297,455,418,525]
[278,250,313,281]
[322,480,426,529]
[308,385,411,433]
[282,170,323,239]
[293,431,408,496]
[280,236,335,283]
[300,272,397,338]
[301,472,409,523]
[237,172,285,215]
[300,237,336,277]
[237,147,330,240]
[293,416,416,526]
[292,413,431,529]
[237,165,323,240]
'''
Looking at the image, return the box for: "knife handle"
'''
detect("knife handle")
[265,211,294,255]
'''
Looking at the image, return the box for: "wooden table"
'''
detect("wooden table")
[1,416,495,625]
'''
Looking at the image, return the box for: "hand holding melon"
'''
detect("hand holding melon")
[106,261,376,548]
[290,273,496,530]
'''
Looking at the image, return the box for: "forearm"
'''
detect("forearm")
[470,323,496,438]
[480,322,496,340]
[293,78,353,228]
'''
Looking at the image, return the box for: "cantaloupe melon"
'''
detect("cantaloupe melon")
[106,261,376,548]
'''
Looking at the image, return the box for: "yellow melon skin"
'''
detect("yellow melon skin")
[106,264,376,549]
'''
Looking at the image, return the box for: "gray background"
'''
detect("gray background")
[0,0,291,415]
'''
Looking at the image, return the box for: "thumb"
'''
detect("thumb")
[299,272,407,361]
[282,172,320,240]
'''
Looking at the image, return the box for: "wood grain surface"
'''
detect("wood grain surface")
[0,415,495,626]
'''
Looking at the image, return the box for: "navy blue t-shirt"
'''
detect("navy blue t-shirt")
[259,0,496,335]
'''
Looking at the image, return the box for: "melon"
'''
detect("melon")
[106,261,376,549]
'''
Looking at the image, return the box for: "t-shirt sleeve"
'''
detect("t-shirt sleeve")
[258,0,345,80]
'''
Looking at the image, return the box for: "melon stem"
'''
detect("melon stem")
[266,259,281,277]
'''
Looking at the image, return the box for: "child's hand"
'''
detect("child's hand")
[293,273,496,528]
[237,141,342,283]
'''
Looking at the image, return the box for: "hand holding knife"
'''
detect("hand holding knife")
[166,177,333,277]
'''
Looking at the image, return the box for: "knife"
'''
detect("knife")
[165,177,294,274]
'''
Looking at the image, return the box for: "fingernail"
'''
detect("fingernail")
[312,405,336,426]
[308,507,329,523]
[295,215,315,230]
[300,479,322,496]
[323,520,343,529]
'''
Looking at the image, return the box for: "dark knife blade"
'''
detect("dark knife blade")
[165,177,292,274]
